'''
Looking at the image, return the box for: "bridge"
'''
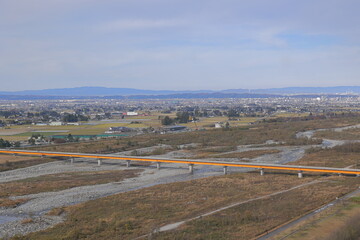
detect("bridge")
[0,149,360,178]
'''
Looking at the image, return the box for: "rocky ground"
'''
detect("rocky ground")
[0,124,359,238]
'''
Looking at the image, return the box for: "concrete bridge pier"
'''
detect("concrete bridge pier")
[70,157,74,164]
[260,168,265,176]
[189,164,194,174]
[298,171,303,178]
[223,166,228,175]
[357,174,360,177]
[156,162,161,170]
[97,158,102,166]
[126,160,131,167]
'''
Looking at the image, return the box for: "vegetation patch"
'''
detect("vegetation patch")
[277,193,360,240]
[189,149,281,160]
[30,116,350,155]
[212,149,281,159]
[17,174,359,240]
[297,144,360,168]
[314,128,360,140]
[0,198,28,208]
[156,179,359,240]
[0,156,54,172]
[130,147,172,156]
[0,170,142,208]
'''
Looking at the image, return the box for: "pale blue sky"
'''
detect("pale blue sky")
[1,0,360,91]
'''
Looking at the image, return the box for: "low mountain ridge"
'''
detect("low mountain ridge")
[1,86,360,96]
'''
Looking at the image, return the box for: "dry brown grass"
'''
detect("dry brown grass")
[277,195,360,240]
[314,128,360,140]
[30,115,360,155]
[0,170,142,208]
[47,207,65,216]
[189,149,281,160]
[214,149,281,159]
[16,174,360,240]
[0,198,28,208]
[0,156,54,172]
[21,218,34,224]
[155,178,359,240]
[295,148,360,168]
[0,155,41,164]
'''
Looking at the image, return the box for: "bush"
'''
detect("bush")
[327,213,360,240]
[0,138,12,147]
[333,142,360,153]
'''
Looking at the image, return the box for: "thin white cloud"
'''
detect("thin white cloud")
[97,19,186,32]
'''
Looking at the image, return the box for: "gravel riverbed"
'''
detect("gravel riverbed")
[1,124,358,238]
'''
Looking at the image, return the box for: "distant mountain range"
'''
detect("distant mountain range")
[0,86,360,98]
[0,87,211,96]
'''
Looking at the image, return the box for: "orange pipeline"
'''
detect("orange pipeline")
[0,149,359,175]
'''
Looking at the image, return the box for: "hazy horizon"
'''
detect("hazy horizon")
[0,85,360,92]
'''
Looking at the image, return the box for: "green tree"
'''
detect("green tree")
[176,112,190,123]
[0,138,12,147]
[62,114,78,122]
[227,109,239,117]
[161,116,174,125]
[66,134,75,142]
[28,138,35,145]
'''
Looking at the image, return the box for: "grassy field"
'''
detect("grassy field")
[213,149,281,158]
[273,112,310,118]
[189,149,281,159]
[155,178,359,240]
[0,155,54,172]
[180,117,259,129]
[30,114,360,155]
[0,115,260,141]
[0,170,142,208]
[13,132,67,137]
[274,194,360,240]
[314,127,360,140]
[0,124,78,140]
[15,174,359,240]
[2,114,360,239]
[0,136,29,141]
[1,112,358,142]
[295,143,360,168]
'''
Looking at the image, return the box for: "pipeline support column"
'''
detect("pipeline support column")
[260,168,264,176]
[156,162,161,170]
[223,166,228,175]
[189,164,194,174]
[126,160,131,167]
[98,158,102,166]
[298,171,303,178]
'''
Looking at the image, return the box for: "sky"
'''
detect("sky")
[1,0,360,91]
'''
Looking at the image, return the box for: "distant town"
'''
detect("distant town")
[0,95,360,147]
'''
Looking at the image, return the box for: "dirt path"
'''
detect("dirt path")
[134,180,323,239]
[296,124,360,139]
